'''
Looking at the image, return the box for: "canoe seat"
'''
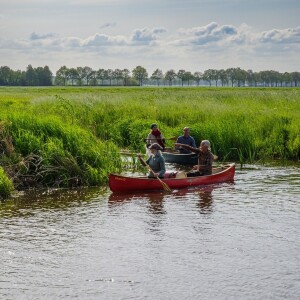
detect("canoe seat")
[164,171,187,179]
[175,171,187,179]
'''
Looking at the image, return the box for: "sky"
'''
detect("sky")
[0,0,299,75]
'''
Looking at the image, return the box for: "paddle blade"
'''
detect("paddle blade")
[161,181,172,192]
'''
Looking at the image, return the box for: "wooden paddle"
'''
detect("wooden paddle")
[120,147,173,156]
[143,136,177,142]
[139,157,172,193]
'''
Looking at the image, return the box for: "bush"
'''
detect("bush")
[0,167,14,200]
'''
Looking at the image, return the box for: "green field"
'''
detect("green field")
[0,86,300,198]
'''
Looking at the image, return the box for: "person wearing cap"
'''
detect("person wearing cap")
[174,140,214,176]
[145,123,166,150]
[137,143,166,178]
[175,127,196,153]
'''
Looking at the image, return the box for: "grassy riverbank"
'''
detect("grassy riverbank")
[0,86,299,198]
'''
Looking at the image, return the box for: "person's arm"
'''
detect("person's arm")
[175,136,182,150]
[191,137,196,148]
[158,156,166,177]
[160,134,166,148]
[175,143,199,154]
[199,163,212,171]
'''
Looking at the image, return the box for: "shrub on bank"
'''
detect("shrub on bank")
[0,167,13,200]
[0,115,122,192]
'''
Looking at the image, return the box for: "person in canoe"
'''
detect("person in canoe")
[137,143,166,179]
[145,123,166,150]
[175,140,214,176]
[175,127,196,153]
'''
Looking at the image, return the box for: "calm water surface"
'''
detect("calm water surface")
[0,164,299,300]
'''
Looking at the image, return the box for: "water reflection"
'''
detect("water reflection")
[108,192,166,215]
[0,187,102,218]
[196,186,214,214]
[108,191,167,237]
[172,183,235,214]
[148,194,165,215]
[170,186,214,214]
[108,183,233,216]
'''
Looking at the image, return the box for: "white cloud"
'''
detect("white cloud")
[82,34,126,47]
[260,27,300,44]
[174,23,246,46]
[1,23,299,52]
[30,32,56,40]
[179,22,219,36]
[61,37,82,48]
[130,27,167,45]
[0,23,299,72]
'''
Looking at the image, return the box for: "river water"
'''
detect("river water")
[0,164,299,300]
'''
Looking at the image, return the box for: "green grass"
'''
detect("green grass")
[0,166,14,200]
[0,86,299,198]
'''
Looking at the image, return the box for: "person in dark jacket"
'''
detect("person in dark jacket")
[175,127,196,153]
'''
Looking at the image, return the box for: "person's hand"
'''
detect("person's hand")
[174,143,180,147]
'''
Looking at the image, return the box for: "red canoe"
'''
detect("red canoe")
[109,163,235,193]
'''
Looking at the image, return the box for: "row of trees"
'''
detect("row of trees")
[1,65,300,87]
[0,65,52,86]
[54,65,300,87]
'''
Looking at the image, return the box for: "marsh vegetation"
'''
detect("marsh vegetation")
[0,86,299,199]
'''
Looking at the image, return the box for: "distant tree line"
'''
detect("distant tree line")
[1,64,300,87]
[0,65,52,86]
